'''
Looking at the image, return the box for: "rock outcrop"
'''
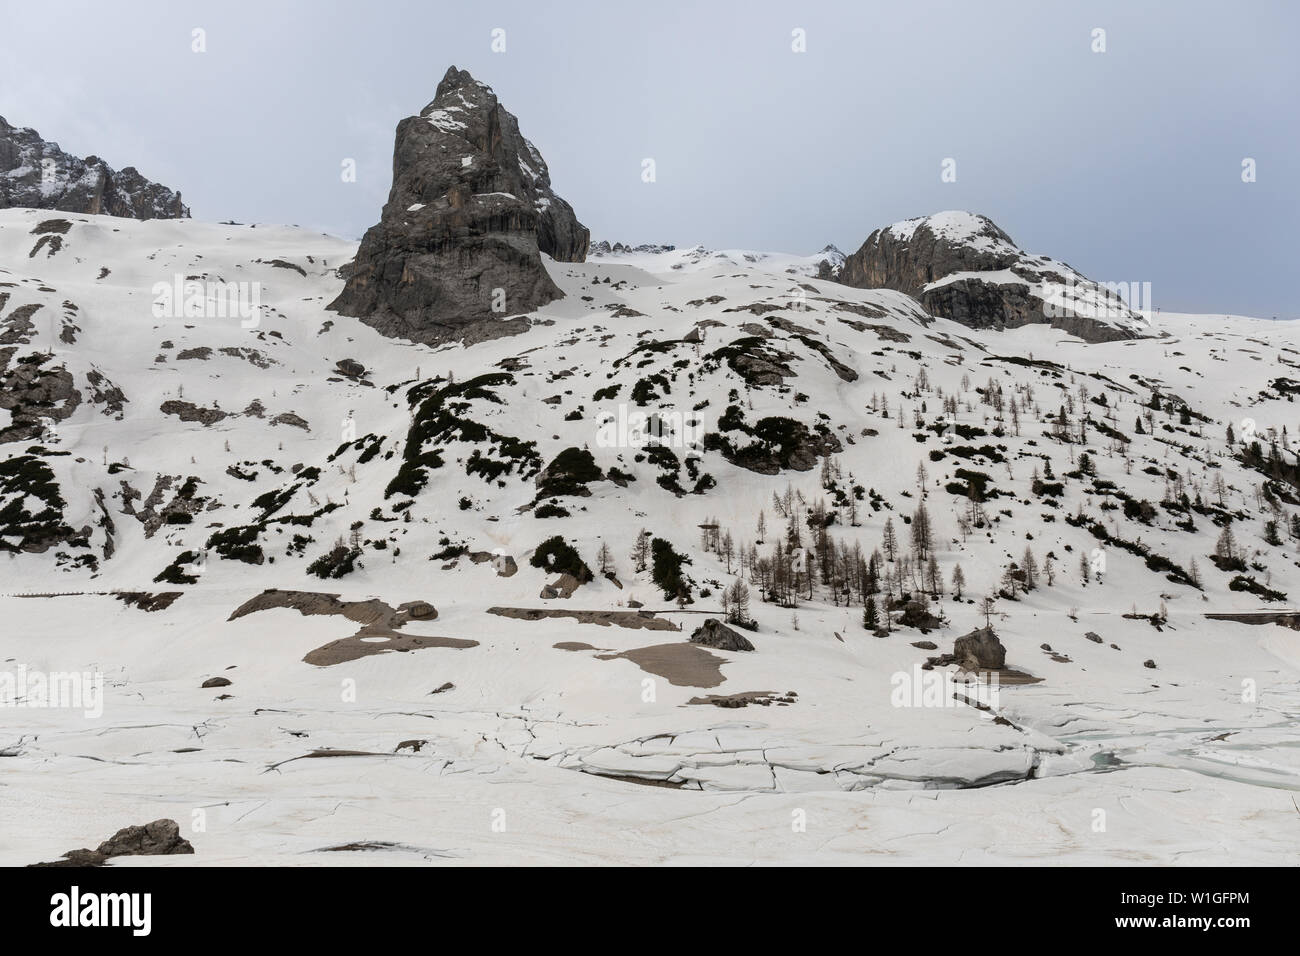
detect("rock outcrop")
[689,618,756,652]
[0,116,189,219]
[329,66,588,346]
[953,626,1007,670]
[30,818,195,867]
[837,211,1150,343]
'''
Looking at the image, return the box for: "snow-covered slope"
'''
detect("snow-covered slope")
[2,207,1298,866]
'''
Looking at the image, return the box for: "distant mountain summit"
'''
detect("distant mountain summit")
[837,211,1150,342]
[329,66,589,346]
[589,241,677,256]
[0,115,189,220]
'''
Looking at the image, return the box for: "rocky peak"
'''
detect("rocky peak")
[837,211,1150,343]
[0,115,189,220]
[420,67,588,263]
[814,243,846,280]
[328,66,588,346]
[589,241,677,257]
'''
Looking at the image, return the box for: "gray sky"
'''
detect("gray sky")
[3,0,1296,317]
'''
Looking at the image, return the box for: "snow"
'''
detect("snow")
[589,242,852,279]
[0,207,1298,865]
[424,107,468,133]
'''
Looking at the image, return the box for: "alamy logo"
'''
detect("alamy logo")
[890,665,1001,712]
[50,886,151,936]
[151,276,261,328]
[1041,279,1152,321]
[0,665,102,718]
[596,405,704,456]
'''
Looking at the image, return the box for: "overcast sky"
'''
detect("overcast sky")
[2,0,1296,317]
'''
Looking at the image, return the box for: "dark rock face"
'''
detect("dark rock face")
[30,819,195,867]
[0,357,81,444]
[329,66,588,346]
[837,211,1149,343]
[953,626,1007,670]
[689,618,755,652]
[0,116,189,219]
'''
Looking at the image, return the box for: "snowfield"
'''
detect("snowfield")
[1,207,1298,866]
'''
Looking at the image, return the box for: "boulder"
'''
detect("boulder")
[540,572,581,600]
[334,358,367,380]
[30,818,194,867]
[689,618,755,652]
[399,600,438,620]
[953,626,1006,670]
[328,66,588,346]
[96,819,194,858]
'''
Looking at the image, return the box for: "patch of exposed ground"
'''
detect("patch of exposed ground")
[229,589,475,666]
[596,642,728,688]
[303,632,476,666]
[1205,611,1300,630]
[488,606,678,630]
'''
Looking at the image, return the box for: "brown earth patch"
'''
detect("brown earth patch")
[304,632,477,666]
[596,642,728,688]
[229,589,475,666]
[488,606,678,630]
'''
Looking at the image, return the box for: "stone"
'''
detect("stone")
[335,358,367,380]
[540,572,582,600]
[400,600,437,620]
[201,676,232,688]
[95,819,194,858]
[953,626,1006,670]
[689,618,755,652]
[30,818,194,867]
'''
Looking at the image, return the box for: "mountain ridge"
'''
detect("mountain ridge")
[0,115,189,220]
